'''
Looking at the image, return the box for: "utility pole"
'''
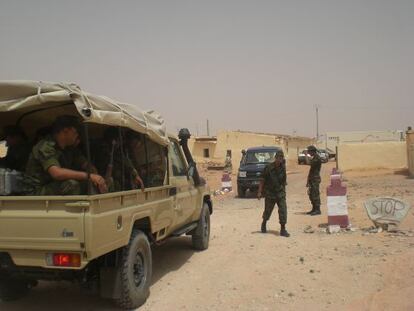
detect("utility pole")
[315,105,319,142]
[206,119,210,136]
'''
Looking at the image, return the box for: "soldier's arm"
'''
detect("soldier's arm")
[80,161,98,174]
[48,166,89,181]
[257,180,264,199]
[258,166,268,199]
[125,153,145,190]
[48,166,107,192]
[72,148,98,174]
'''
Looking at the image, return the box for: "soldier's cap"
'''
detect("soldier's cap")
[307,145,317,152]
[275,150,285,158]
[3,125,26,138]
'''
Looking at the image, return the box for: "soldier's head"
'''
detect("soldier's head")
[125,131,142,150]
[274,150,285,166]
[52,115,82,148]
[307,145,317,156]
[3,125,27,147]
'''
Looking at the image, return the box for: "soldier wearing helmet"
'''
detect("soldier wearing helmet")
[306,145,321,215]
[257,149,290,237]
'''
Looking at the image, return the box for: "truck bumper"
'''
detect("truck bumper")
[237,178,261,190]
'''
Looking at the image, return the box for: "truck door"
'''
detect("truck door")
[168,140,195,226]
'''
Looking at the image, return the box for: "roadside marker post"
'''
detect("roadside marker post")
[221,172,232,192]
[327,169,349,228]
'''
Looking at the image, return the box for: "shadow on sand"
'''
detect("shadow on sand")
[0,236,197,311]
[235,189,259,200]
[251,230,280,236]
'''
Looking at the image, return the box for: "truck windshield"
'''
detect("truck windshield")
[244,151,276,164]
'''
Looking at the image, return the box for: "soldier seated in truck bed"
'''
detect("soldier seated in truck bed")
[24,115,107,195]
[0,125,31,171]
[92,127,145,192]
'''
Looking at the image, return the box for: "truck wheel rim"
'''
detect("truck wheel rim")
[133,252,146,287]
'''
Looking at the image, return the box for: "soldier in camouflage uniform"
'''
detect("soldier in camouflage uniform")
[306,145,322,216]
[257,150,290,237]
[25,116,107,195]
[94,128,144,192]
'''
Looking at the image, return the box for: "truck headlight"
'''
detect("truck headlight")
[239,171,247,178]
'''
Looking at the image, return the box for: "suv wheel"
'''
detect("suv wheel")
[0,275,30,301]
[237,185,246,198]
[116,230,152,309]
[192,203,210,250]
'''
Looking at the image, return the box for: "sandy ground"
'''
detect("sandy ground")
[1,162,414,311]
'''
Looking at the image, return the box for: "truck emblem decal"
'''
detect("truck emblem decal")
[62,229,74,238]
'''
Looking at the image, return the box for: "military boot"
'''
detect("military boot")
[310,206,321,216]
[280,224,290,237]
[306,206,315,215]
[261,220,267,233]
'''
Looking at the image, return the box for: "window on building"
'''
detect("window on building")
[203,148,210,158]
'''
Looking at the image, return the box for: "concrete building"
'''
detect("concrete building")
[190,130,314,170]
[188,136,217,160]
[407,127,414,177]
[326,130,405,154]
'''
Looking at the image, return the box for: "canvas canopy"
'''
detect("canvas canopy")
[0,80,169,146]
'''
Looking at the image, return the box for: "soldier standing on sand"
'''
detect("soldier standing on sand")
[257,150,290,237]
[306,145,322,216]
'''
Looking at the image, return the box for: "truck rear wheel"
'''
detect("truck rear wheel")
[0,276,30,302]
[192,203,210,250]
[116,230,152,309]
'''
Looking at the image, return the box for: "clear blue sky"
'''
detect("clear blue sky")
[1,0,413,137]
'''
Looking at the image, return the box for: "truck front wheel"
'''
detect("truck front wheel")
[192,203,210,250]
[116,230,152,309]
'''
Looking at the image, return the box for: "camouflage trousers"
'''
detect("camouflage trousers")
[38,180,85,195]
[308,179,321,208]
[262,195,287,225]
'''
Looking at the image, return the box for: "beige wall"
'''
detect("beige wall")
[191,141,217,159]
[214,131,313,170]
[338,142,407,171]
[215,131,283,170]
[188,131,313,169]
[326,130,404,153]
[407,129,414,177]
